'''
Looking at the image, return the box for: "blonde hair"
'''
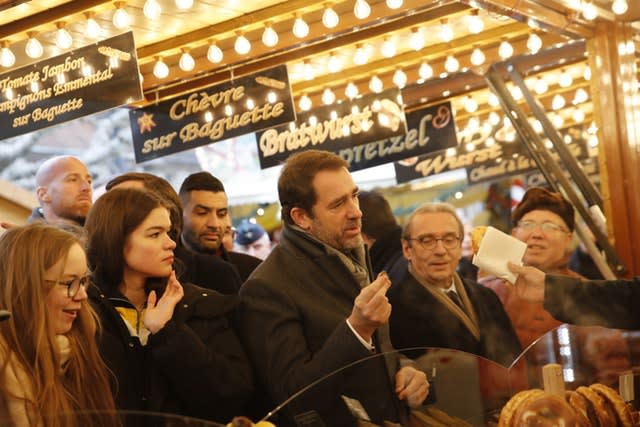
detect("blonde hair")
[0,223,117,427]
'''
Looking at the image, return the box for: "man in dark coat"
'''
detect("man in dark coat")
[388,203,521,368]
[238,150,428,427]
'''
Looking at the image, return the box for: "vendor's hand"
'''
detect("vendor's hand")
[347,272,392,342]
[395,366,429,408]
[144,271,184,334]
[507,262,546,303]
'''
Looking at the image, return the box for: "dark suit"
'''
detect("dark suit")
[388,273,521,367]
[220,246,262,283]
[175,245,242,294]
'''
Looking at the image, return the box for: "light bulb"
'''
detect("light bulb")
[25,34,43,58]
[488,93,499,107]
[489,112,501,126]
[262,25,278,47]
[369,75,383,92]
[234,33,251,55]
[386,0,403,9]
[179,50,195,71]
[498,40,514,59]
[175,0,194,9]
[207,42,223,63]
[393,69,407,88]
[55,24,73,49]
[573,107,585,123]
[582,1,597,20]
[419,62,433,79]
[511,86,523,100]
[468,10,484,34]
[113,4,131,29]
[345,82,359,99]
[0,43,15,67]
[612,0,628,15]
[143,0,161,19]
[322,6,339,28]
[558,69,573,88]
[85,16,101,39]
[552,114,564,128]
[293,15,309,38]
[354,0,371,19]
[552,94,566,110]
[381,37,396,58]
[574,88,589,104]
[440,19,453,42]
[322,88,335,105]
[353,44,368,65]
[444,55,459,72]
[153,57,169,79]
[470,47,485,66]
[408,28,424,51]
[464,96,478,113]
[303,60,315,81]
[299,94,312,111]
[583,66,591,81]
[534,77,548,94]
[327,53,342,73]
[527,33,542,53]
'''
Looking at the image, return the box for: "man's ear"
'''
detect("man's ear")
[36,186,51,203]
[401,239,412,261]
[290,207,312,231]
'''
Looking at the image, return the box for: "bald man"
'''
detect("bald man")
[30,156,93,226]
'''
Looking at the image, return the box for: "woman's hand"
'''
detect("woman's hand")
[144,270,184,334]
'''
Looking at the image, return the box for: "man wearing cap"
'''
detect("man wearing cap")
[235,221,272,260]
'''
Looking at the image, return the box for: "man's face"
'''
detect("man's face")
[402,211,462,288]
[181,190,229,253]
[512,209,573,272]
[239,233,272,260]
[41,158,93,224]
[302,168,363,252]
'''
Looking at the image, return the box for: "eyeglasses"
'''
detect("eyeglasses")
[406,234,461,250]
[517,220,568,234]
[45,275,90,298]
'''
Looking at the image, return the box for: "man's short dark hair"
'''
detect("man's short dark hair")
[278,150,348,225]
[358,191,397,240]
[179,172,226,196]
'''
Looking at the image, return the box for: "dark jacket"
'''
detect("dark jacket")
[388,273,522,368]
[368,225,408,286]
[238,223,408,427]
[544,275,640,330]
[175,245,242,294]
[220,246,262,283]
[89,281,253,424]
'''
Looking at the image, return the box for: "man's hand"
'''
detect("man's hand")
[144,271,184,334]
[347,272,392,342]
[395,366,429,408]
[507,262,546,303]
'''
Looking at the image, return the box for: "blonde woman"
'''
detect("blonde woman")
[0,223,117,427]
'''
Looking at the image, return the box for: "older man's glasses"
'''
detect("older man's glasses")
[517,220,568,234]
[406,234,461,250]
[45,275,90,298]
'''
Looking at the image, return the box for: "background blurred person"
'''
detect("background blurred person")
[234,221,272,261]
[85,187,252,423]
[0,223,116,427]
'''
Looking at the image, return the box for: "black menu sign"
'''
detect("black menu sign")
[0,32,141,140]
[130,64,295,163]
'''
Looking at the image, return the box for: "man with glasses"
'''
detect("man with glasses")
[388,202,521,367]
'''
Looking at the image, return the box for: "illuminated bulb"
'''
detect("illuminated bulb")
[354,0,371,19]
[534,77,548,94]
[113,3,131,29]
[470,47,485,66]
[207,42,223,63]
[444,55,459,72]
[468,10,484,34]
[583,66,591,81]
[488,93,499,107]
[225,105,233,116]
[327,53,342,73]
[489,112,501,126]
[573,88,589,104]
[82,64,93,76]
[293,15,309,38]
[143,0,162,19]
[527,33,542,53]
[85,16,101,39]
[386,0,403,8]
[345,82,359,99]
[353,44,368,65]
[439,19,453,42]
[30,80,39,93]
[558,69,573,88]
[299,94,312,111]
[25,34,43,58]
[303,60,315,81]
[234,33,251,55]
[175,0,194,9]
[582,1,597,20]
[409,28,424,51]
[419,61,433,79]
[153,57,169,79]
[573,108,585,122]
[381,37,396,58]
[552,94,566,110]
[445,148,457,157]
[511,86,523,100]
[267,92,277,103]
[55,25,73,49]
[322,6,339,28]
[322,88,335,104]
[56,73,65,84]
[179,50,195,72]
[393,69,407,88]
[5,87,14,100]
[464,96,478,113]
[0,42,15,67]
[262,25,278,47]
[588,134,598,147]
[246,98,255,109]
[369,75,383,92]
[552,114,564,128]
[612,0,628,15]
[498,40,514,59]
[532,119,543,133]
[485,137,495,147]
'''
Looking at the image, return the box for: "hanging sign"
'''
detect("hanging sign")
[0,32,142,140]
[256,88,408,169]
[130,64,295,163]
